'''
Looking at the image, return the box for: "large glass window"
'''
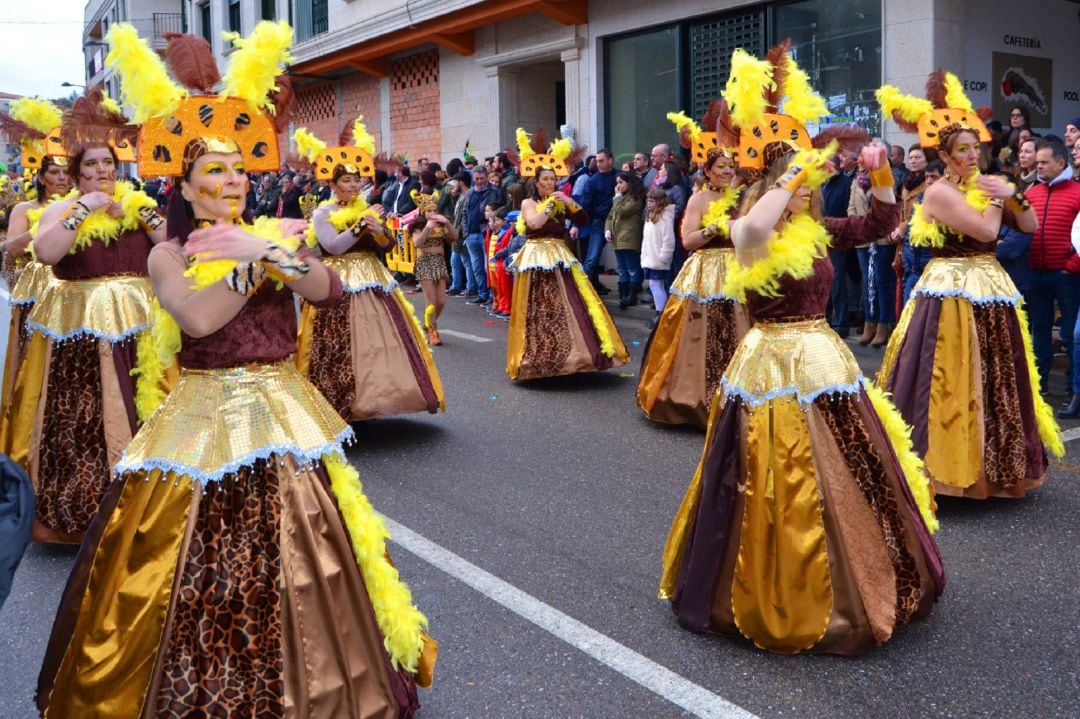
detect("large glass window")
[605,27,680,165]
[262,0,276,22]
[773,0,882,135]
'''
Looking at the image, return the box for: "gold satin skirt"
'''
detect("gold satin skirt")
[507,237,628,380]
[880,255,1055,498]
[638,248,750,428]
[39,361,431,718]
[9,260,56,305]
[27,274,154,342]
[296,252,445,422]
[661,318,943,654]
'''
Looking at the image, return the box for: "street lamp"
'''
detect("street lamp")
[60,82,85,88]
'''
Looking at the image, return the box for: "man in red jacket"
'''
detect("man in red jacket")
[1025,139,1080,415]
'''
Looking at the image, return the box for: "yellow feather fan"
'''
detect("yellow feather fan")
[666,111,702,146]
[724,48,774,130]
[105,23,186,124]
[221,20,295,112]
[351,115,376,156]
[875,85,933,125]
[943,72,974,113]
[516,128,532,158]
[781,60,829,126]
[293,127,327,163]
[9,97,63,135]
[548,137,573,161]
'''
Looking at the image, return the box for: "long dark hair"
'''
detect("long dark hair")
[528,168,558,202]
[616,170,645,201]
[661,161,684,189]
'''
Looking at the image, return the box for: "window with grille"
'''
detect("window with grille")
[199,3,211,45]
[228,0,241,34]
[296,0,328,41]
[689,11,765,121]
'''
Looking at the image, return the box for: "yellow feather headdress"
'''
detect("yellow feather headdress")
[293,116,379,180]
[9,98,63,136]
[513,126,579,177]
[109,21,292,176]
[877,69,990,149]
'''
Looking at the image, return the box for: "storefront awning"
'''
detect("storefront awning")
[292,0,587,78]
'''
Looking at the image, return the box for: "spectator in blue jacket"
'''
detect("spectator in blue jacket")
[573,148,616,294]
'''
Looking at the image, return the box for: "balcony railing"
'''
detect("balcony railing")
[153,12,184,38]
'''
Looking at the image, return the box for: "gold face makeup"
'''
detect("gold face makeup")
[77,147,117,194]
[182,152,249,221]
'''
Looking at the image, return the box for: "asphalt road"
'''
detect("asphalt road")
[2,279,1078,719]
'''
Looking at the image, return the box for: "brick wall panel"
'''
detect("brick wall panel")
[389,49,441,163]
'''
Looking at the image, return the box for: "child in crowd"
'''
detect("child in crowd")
[485,203,514,319]
[640,188,676,329]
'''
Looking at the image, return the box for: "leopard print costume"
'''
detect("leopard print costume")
[704,300,738,405]
[36,336,111,534]
[974,304,1029,490]
[815,395,922,626]
[307,297,356,422]
[155,458,285,718]
[521,270,572,377]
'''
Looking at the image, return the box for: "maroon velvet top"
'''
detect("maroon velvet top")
[524,207,589,240]
[932,206,1016,258]
[746,200,900,322]
[344,228,386,255]
[179,252,344,370]
[52,229,154,280]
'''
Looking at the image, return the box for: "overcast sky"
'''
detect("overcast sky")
[0,1,91,99]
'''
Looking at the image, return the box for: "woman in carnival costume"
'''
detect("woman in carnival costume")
[661,42,944,655]
[293,121,445,420]
[504,128,629,380]
[876,72,1062,499]
[0,100,70,449]
[637,100,749,428]
[14,86,163,544]
[38,24,435,718]
[406,187,456,346]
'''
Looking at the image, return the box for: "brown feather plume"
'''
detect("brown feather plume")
[284,151,312,172]
[677,125,694,150]
[565,143,588,169]
[339,116,357,146]
[530,128,548,155]
[0,111,43,145]
[763,39,791,112]
[714,99,739,148]
[975,105,993,121]
[700,100,724,133]
[270,77,298,133]
[925,69,948,110]
[59,86,137,158]
[374,151,403,176]
[503,147,520,168]
[812,124,869,152]
[891,112,920,134]
[163,33,220,93]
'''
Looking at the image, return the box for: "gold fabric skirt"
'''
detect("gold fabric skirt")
[116,361,352,483]
[322,251,398,293]
[9,260,56,305]
[669,247,738,302]
[27,274,154,342]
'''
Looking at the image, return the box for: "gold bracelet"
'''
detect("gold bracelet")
[869,164,894,189]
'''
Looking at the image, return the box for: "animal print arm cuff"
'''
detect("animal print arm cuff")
[224,262,266,296]
[138,206,164,231]
[261,243,310,282]
[1007,189,1031,214]
[60,201,91,231]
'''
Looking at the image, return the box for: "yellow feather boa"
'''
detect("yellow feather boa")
[1016,303,1065,457]
[25,190,77,260]
[569,264,617,357]
[515,197,566,236]
[70,182,157,254]
[722,212,831,303]
[133,217,300,422]
[304,196,382,248]
[863,382,939,532]
[701,186,742,238]
[324,454,429,672]
[909,174,990,248]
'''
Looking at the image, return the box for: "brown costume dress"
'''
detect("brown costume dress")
[506,208,629,380]
[14,227,156,543]
[38,244,433,717]
[661,201,945,655]
[879,221,1056,498]
[637,226,751,428]
[298,221,445,422]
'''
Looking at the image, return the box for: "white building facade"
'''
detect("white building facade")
[171,0,1080,166]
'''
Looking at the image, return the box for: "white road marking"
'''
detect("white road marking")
[1060,426,1080,443]
[437,329,494,343]
[383,516,760,719]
